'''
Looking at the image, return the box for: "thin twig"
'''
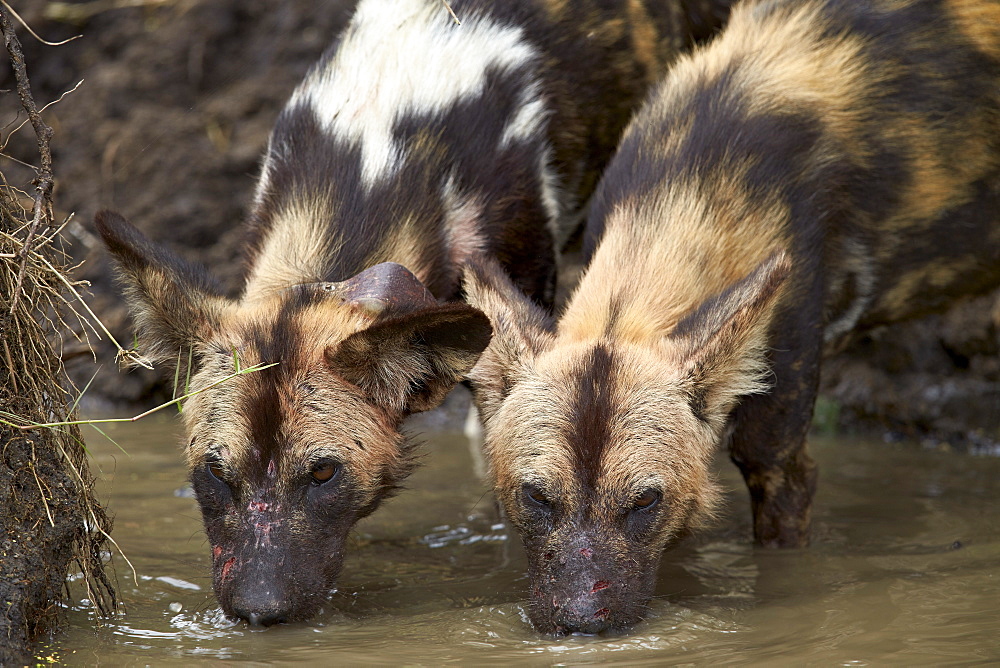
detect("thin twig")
[68,367,100,416]
[30,440,56,527]
[0,150,38,171]
[9,194,44,313]
[45,0,179,24]
[54,439,138,587]
[2,337,16,394]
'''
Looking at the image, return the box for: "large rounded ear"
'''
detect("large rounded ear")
[325,302,492,414]
[665,250,791,432]
[461,256,554,424]
[95,210,234,364]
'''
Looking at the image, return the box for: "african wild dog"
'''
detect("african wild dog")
[463,0,1000,635]
[96,0,733,626]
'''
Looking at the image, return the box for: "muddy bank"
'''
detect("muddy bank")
[1,7,115,660]
[6,0,999,444]
[0,432,93,664]
[820,292,1000,449]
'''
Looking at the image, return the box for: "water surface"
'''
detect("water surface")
[47,394,1000,665]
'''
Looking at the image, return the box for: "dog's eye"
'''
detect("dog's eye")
[207,461,225,482]
[311,461,342,485]
[523,484,551,508]
[633,488,661,511]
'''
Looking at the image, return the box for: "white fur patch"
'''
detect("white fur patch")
[290,0,540,186]
[500,83,547,148]
[463,400,487,480]
[537,145,571,248]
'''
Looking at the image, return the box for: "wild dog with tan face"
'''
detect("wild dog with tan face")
[464,0,1000,635]
[97,0,735,626]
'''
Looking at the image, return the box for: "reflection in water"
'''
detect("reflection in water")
[421,522,508,548]
[49,399,1000,664]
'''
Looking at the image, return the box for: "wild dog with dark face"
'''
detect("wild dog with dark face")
[464,0,1000,635]
[97,0,734,626]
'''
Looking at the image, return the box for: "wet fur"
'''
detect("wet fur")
[465,0,1000,634]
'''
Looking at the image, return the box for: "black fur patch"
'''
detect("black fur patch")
[563,344,619,492]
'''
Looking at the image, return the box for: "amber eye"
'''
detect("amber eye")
[207,461,225,482]
[523,484,551,508]
[633,488,661,511]
[311,461,341,485]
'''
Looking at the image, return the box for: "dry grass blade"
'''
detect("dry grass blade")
[441,0,461,25]
[0,360,279,430]
[0,0,81,45]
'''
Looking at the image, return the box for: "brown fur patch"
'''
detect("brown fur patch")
[947,0,1000,62]
[242,195,343,296]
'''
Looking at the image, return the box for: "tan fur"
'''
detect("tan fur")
[947,0,1000,62]
[461,258,556,424]
[879,113,998,234]
[625,0,667,82]
[362,224,437,289]
[246,196,445,299]
[441,179,488,287]
[872,254,991,321]
[562,168,791,346]
[243,197,344,296]
[115,253,236,364]
[656,2,875,162]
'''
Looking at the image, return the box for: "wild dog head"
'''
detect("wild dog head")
[97,210,491,625]
[463,252,788,634]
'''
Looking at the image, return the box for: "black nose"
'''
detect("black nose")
[230,593,291,627]
[244,609,288,627]
[554,604,612,635]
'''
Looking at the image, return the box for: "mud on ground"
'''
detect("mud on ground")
[4,0,999,445]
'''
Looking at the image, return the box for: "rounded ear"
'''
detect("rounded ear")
[288,262,440,317]
[325,302,492,414]
[666,250,791,430]
[95,209,234,364]
[461,256,554,423]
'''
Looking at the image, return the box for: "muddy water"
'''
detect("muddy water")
[47,392,1000,665]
